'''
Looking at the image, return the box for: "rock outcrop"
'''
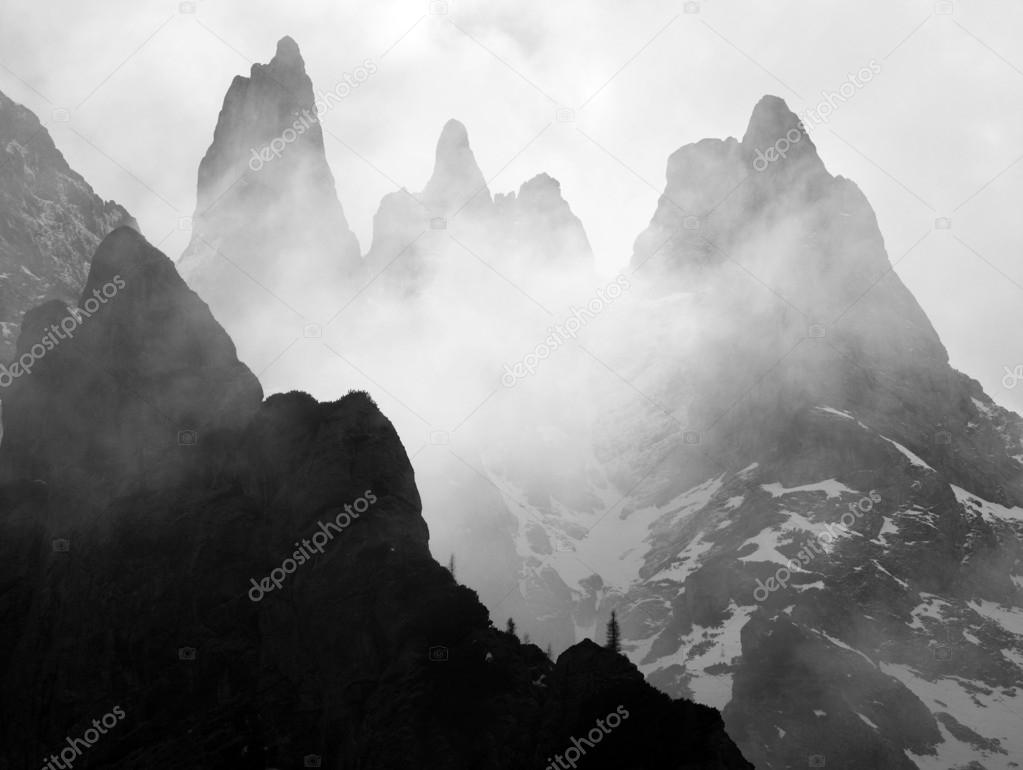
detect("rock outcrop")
[0,88,135,360]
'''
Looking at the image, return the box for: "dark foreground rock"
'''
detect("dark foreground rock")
[0,228,752,769]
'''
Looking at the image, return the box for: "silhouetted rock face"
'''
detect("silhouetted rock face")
[0,88,136,359]
[0,226,262,497]
[535,639,753,769]
[177,36,362,369]
[0,232,750,768]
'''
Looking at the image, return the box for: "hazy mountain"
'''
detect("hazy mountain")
[473,95,1023,769]
[364,117,593,296]
[0,88,135,361]
[0,227,751,769]
[177,36,362,371]
[5,25,1018,767]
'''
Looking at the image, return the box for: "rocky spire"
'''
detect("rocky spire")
[421,118,491,216]
[178,37,361,371]
[740,94,823,172]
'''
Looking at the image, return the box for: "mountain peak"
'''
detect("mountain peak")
[178,37,361,370]
[422,118,490,214]
[274,35,302,63]
[437,118,470,152]
[741,94,821,168]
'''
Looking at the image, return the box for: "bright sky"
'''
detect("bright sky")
[2,0,1022,410]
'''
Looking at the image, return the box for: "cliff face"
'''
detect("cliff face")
[0,88,135,360]
[0,228,751,769]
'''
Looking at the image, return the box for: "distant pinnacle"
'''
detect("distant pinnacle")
[741,94,821,169]
[436,119,471,158]
[272,36,304,68]
[422,119,491,214]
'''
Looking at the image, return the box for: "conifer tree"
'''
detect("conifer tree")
[605,610,621,653]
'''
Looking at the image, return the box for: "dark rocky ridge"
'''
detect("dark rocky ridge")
[0,228,751,769]
[0,88,136,360]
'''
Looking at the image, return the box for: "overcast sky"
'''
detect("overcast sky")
[2,0,1022,411]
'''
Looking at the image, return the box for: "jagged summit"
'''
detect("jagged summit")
[245,34,309,94]
[177,36,362,371]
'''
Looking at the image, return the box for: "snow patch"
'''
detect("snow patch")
[952,485,1023,524]
[761,479,855,499]
[881,436,934,471]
